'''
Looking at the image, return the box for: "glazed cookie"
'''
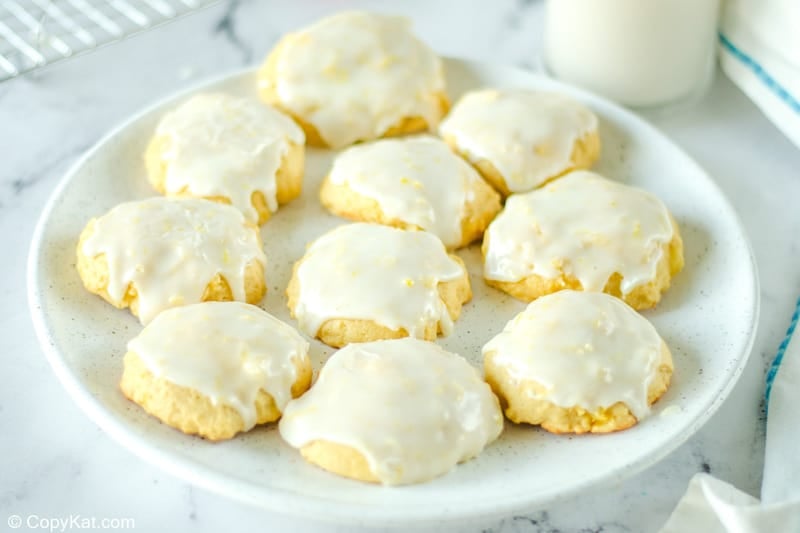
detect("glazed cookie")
[286,223,471,347]
[483,290,673,434]
[77,197,267,324]
[121,302,311,441]
[279,338,503,485]
[257,11,448,149]
[145,93,305,225]
[319,136,501,249]
[482,171,684,310]
[439,89,600,195]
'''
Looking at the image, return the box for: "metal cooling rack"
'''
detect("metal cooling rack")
[0,0,220,81]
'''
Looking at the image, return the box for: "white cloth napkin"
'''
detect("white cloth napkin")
[719,0,800,149]
[660,297,800,532]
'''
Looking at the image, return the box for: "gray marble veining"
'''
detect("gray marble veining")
[2,1,799,532]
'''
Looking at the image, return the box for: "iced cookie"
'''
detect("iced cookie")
[439,89,599,195]
[319,136,501,249]
[121,302,311,441]
[483,290,673,434]
[257,11,448,149]
[286,223,471,347]
[145,93,305,225]
[482,171,683,310]
[76,197,267,324]
[280,338,503,484]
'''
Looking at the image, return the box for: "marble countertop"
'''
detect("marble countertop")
[2,1,799,531]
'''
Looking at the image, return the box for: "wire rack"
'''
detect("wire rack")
[0,0,220,82]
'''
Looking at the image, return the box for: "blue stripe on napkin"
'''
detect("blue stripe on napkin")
[766,296,800,409]
[719,33,800,115]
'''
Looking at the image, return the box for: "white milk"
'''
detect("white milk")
[544,0,720,108]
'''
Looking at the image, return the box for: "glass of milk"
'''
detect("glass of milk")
[544,0,721,109]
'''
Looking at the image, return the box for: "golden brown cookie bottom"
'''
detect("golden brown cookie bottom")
[443,129,601,197]
[76,219,267,321]
[286,254,472,348]
[482,217,684,310]
[120,351,312,441]
[145,136,305,225]
[484,342,673,434]
[318,172,501,249]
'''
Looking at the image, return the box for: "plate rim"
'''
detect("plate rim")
[27,57,761,525]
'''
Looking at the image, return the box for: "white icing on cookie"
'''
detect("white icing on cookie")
[483,171,674,295]
[128,301,309,429]
[327,135,481,248]
[482,290,664,419]
[279,338,503,485]
[82,198,266,324]
[263,11,445,148]
[439,89,597,192]
[154,93,304,223]
[293,223,464,338]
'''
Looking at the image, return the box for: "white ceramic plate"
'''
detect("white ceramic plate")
[28,58,759,526]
